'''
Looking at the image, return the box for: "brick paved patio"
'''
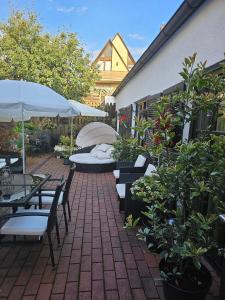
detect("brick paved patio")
[0,156,220,299]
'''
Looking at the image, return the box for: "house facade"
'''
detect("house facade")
[113,0,225,138]
[84,33,135,108]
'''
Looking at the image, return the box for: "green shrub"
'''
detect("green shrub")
[112,136,146,161]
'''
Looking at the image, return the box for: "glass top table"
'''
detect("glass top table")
[0,173,51,208]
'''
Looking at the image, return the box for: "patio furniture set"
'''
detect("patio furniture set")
[0,164,76,267]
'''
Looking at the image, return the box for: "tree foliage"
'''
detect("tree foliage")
[0,11,99,100]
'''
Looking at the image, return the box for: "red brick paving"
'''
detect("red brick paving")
[0,156,220,299]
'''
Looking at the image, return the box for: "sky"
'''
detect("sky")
[0,0,184,61]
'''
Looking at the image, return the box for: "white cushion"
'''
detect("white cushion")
[116,183,126,199]
[106,147,113,157]
[90,145,100,154]
[90,150,104,158]
[0,162,6,168]
[0,158,6,163]
[113,170,120,179]
[10,158,18,164]
[95,152,111,160]
[16,207,50,214]
[96,144,112,152]
[0,216,48,236]
[70,153,115,165]
[134,155,146,167]
[29,191,63,205]
[144,164,156,176]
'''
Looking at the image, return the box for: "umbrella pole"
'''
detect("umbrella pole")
[70,117,73,155]
[21,108,26,174]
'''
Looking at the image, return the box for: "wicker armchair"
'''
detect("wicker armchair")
[116,164,156,221]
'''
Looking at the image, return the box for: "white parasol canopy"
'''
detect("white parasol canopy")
[0,80,79,172]
[76,122,118,148]
[69,100,108,117]
[0,80,79,120]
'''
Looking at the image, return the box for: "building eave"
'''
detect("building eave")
[112,0,206,97]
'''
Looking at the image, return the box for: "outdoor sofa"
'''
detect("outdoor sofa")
[69,122,118,173]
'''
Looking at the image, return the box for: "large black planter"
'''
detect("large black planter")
[159,260,212,300]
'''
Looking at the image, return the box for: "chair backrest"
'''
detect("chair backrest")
[47,179,65,233]
[62,164,76,205]
[134,155,147,167]
[144,164,156,176]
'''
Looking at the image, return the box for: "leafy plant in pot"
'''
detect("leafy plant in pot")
[131,162,178,229]
[137,139,224,300]
[145,201,216,300]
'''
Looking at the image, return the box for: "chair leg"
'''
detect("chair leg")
[119,198,124,211]
[67,201,71,220]
[63,205,69,233]
[55,219,60,246]
[47,233,55,267]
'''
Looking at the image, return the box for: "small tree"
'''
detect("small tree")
[0,11,99,100]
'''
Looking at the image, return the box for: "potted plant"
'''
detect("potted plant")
[135,137,225,300]
[54,135,77,164]
[156,209,215,300]
[111,136,146,162]
[62,149,71,165]
[135,170,215,299]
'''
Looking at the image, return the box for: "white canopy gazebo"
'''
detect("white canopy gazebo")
[76,122,118,148]
[68,100,108,152]
[0,80,79,172]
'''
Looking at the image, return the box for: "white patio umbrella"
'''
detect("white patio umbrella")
[68,100,108,117]
[0,80,79,172]
[68,99,108,153]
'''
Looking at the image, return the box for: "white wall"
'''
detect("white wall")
[116,0,225,110]
[105,96,115,105]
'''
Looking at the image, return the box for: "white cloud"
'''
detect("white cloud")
[128,33,145,41]
[57,6,75,13]
[76,6,88,14]
[57,6,88,14]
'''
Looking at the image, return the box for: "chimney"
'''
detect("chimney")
[160,24,165,31]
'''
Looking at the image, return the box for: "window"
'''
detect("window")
[97,60,111,71]
[105,61,111,71]
[97,61,104,71]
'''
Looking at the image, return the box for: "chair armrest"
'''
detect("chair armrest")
[116,161,134,168]
[119,166,146,174]
[118,173,144,184]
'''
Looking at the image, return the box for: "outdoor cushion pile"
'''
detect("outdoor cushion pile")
[70,143,115,165]
[90,144,114,160]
